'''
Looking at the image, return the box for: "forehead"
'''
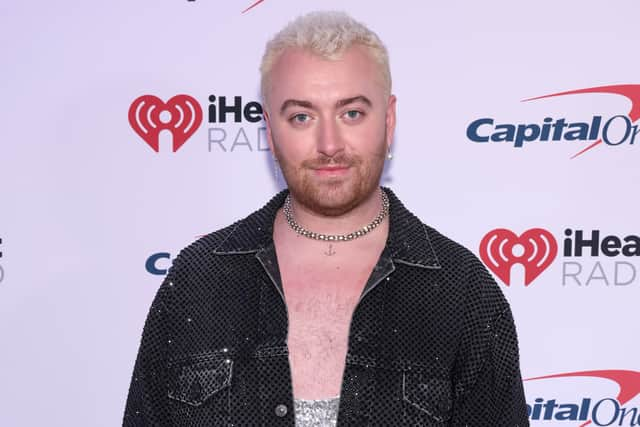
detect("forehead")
[267,45,386,107]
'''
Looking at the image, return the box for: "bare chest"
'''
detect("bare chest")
[272,208,389,398]
[279,260,373,399]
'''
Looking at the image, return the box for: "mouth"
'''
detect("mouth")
[311,165,351,176]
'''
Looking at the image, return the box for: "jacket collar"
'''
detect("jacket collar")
[211,187,441,269]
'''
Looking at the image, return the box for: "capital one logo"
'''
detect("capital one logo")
[128,95,203,152]
[467,84,640,158]
[524,369,640,426]
[480,228,558,286]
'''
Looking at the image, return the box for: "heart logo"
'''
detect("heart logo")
[128,94,203,152]
[479,228,557,286]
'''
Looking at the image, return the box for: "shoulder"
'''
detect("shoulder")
[422,223,508,312]
[174,220,245,267]
[418,226,513,360]
[423,224,493,282]
[165,190,286,281]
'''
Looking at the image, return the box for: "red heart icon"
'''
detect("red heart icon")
[479,228,557,286]
[128,94,203,152]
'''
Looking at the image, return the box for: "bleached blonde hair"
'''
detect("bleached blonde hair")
[260,11,391,102]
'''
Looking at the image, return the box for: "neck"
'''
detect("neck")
[286,187,385,237]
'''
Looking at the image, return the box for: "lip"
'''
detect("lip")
[312,165,351,175]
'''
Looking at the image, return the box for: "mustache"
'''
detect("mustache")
[301,154,361,169]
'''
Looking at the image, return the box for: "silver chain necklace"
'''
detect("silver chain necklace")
[283,188,389,242]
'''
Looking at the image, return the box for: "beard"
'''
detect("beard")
[273,137,387,217]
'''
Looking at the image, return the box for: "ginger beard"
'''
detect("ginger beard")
[272,132,387,218]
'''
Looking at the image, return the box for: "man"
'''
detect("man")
[124,11,529,426]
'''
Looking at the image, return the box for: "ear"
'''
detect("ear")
[263,108,276,154]
[385,94,397,151]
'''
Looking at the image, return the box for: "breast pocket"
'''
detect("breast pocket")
[402,371,452,425]
[168,355,233,423]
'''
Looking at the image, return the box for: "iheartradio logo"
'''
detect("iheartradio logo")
[480,228,558,286]
[128,95,203,152]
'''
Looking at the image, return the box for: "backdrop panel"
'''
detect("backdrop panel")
[1,1,638,425]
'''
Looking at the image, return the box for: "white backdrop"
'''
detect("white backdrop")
[1,1,639,425]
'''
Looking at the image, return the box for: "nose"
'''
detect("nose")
[315,117,345,158]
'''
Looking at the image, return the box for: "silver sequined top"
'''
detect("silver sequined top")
[294,397,340,427]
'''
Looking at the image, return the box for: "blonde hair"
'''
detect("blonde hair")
[260,11,391,101]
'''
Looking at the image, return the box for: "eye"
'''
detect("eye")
[290,113,311,124]
[343,110,363,121]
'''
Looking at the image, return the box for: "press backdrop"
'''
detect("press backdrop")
[1,1,639,426]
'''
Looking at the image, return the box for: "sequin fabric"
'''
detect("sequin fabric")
[123,188,529,426]
[294,398,339,427]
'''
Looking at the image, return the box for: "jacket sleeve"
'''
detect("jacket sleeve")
[450,261,529,426]
[123,277,173,426]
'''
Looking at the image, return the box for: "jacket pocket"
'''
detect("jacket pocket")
[402,371,452,424]
[168,357,233,407]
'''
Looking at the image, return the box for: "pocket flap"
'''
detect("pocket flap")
[402,372,452,423]
[168,358,233,407]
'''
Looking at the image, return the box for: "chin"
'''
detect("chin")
[291,177,377,217]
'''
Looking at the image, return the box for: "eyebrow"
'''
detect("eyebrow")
[280,99,313,114]
[336,95,372,108]
[279,95,372,114]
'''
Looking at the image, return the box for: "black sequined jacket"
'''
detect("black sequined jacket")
[124,189,529,426]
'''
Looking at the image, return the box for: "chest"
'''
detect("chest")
[279,255,377,343]
[277,253,379,397]
[282,271,361,356]
[277,241,382,320]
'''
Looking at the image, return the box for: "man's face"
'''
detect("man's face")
[265,45,396,217]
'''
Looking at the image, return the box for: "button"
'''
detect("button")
[274,404,288,417]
